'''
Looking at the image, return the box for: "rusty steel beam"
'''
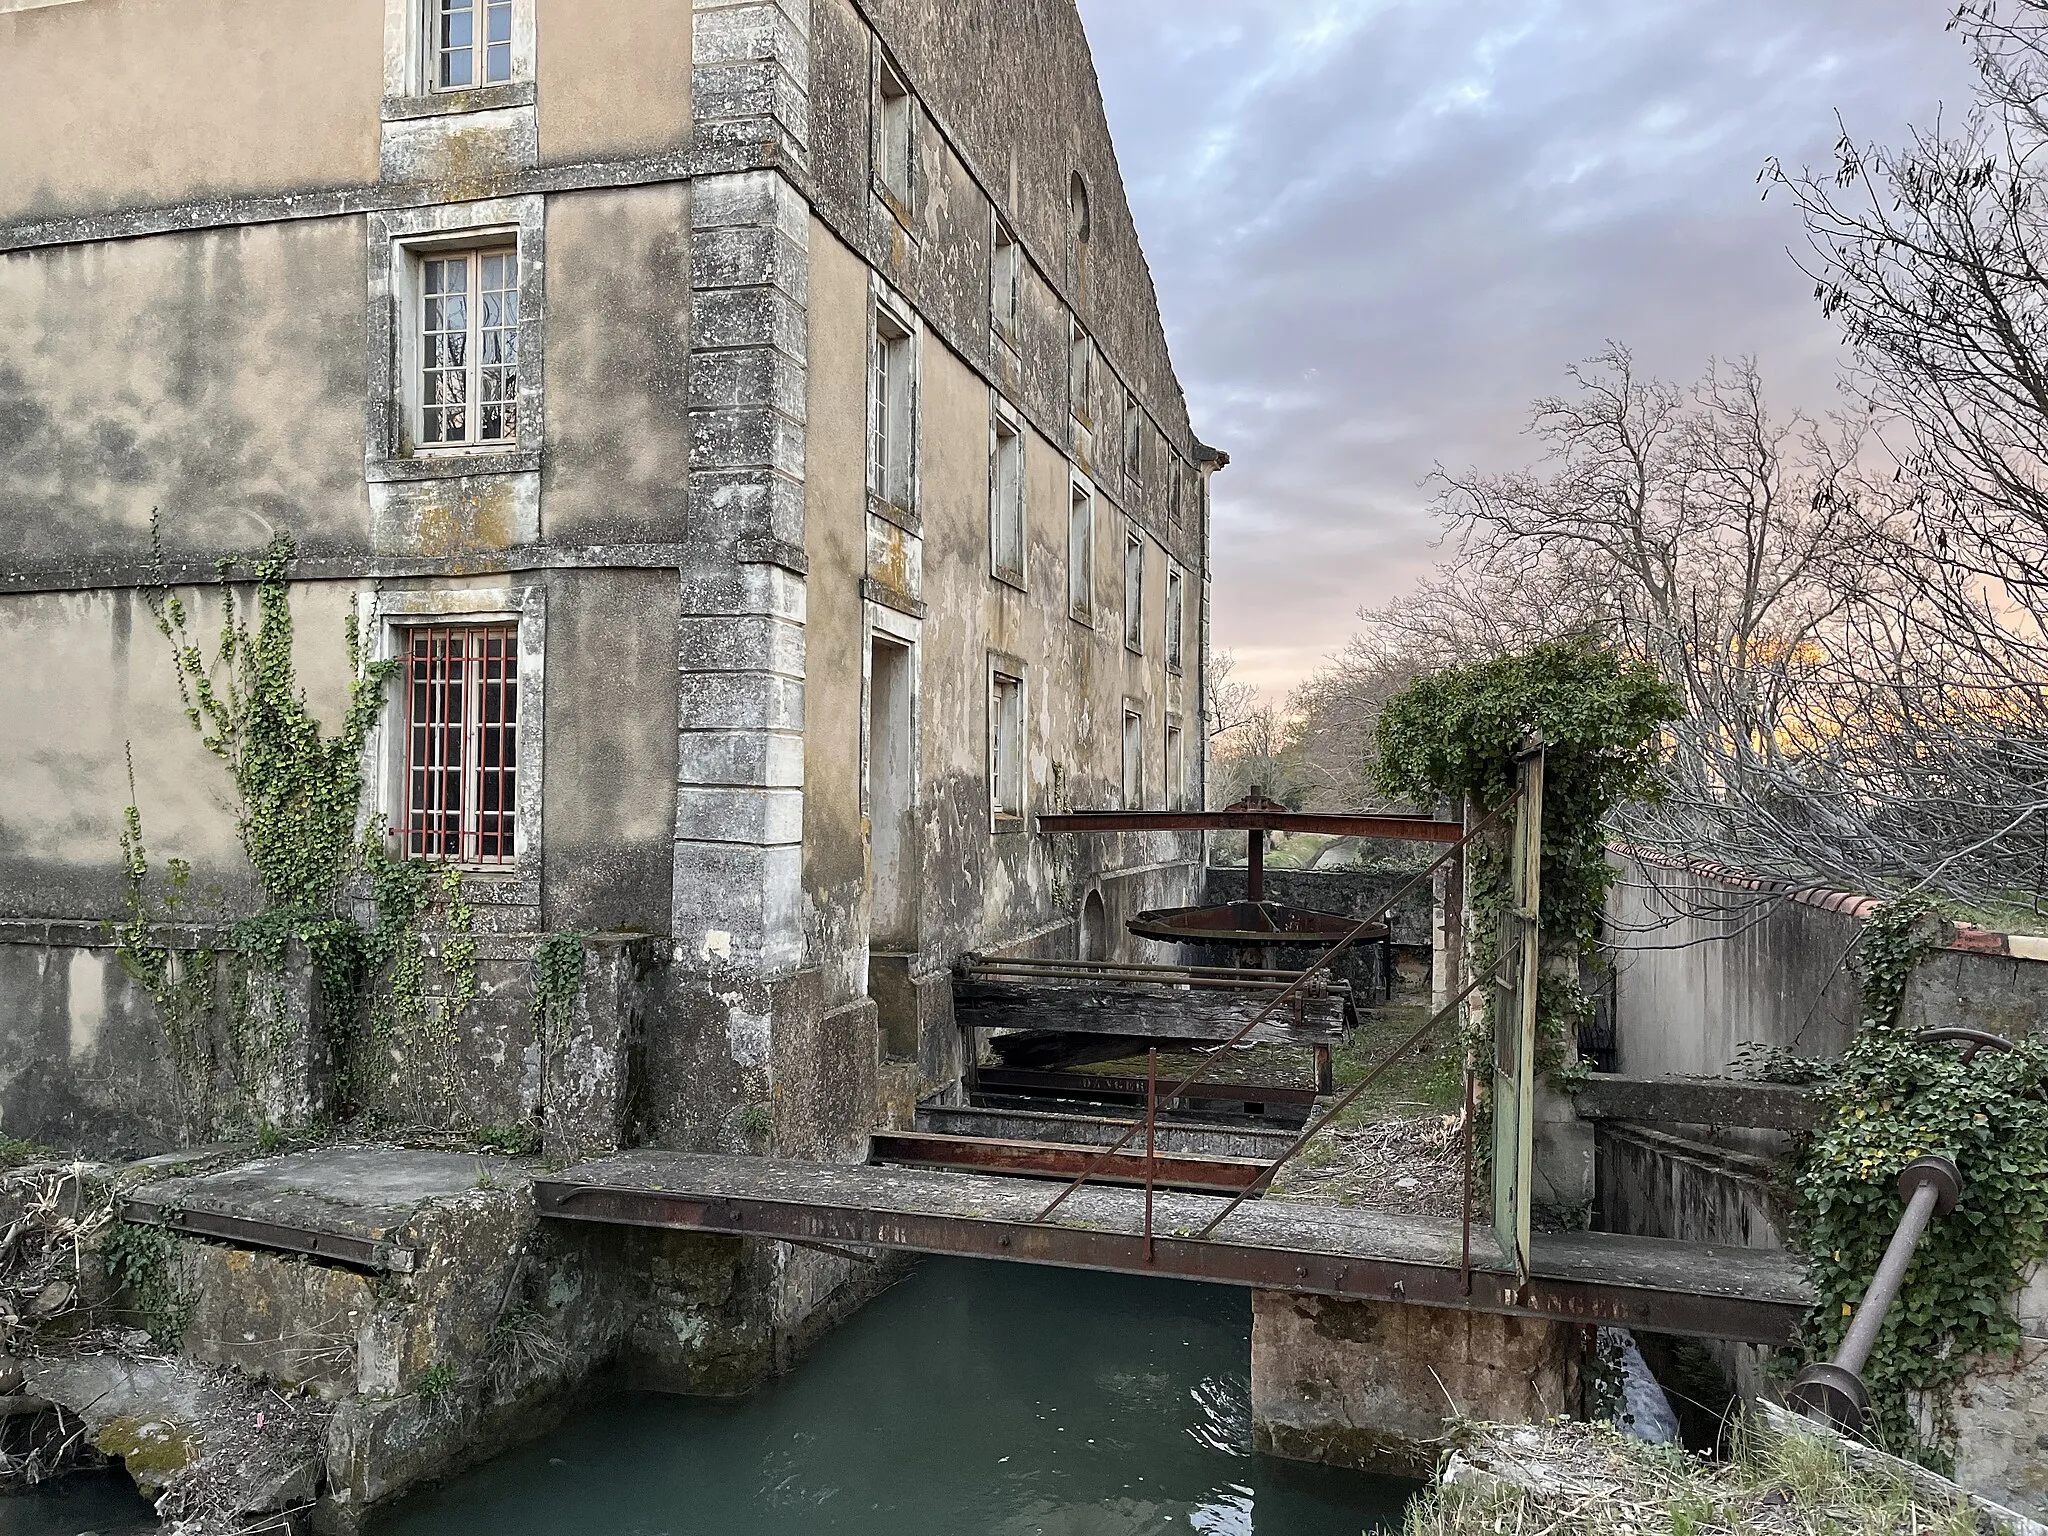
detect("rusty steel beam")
[533,1181,1801,1345]
[118,1197,416,1274]
[974,1066,1322,1109]
[871,1132,1268,1194]
[1035,810,1464,841]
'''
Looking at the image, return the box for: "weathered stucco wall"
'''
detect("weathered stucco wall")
[534,0,694,165]
[0,219,375,569]
[0,0,384,227]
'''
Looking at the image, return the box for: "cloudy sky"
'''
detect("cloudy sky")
[1073,0,1981,698]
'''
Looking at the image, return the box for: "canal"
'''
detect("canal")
[2,1258,1415,1535]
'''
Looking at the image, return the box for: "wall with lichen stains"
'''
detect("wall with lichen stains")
[0,220,375,568]
[0,0,385,228]
[534,0,694,164]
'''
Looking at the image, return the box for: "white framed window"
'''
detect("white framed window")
[1166,565,1185,674]
[430,0,514,90]
[1067,477,1094,624]
[869,292,918,514]
[990,667,1026,826]
[1165,716,1185,810]
[1121,708,1143,810]
[878,56,914,207]
[992,217,1021,340]
[1123,391,1144,487]
[413,245,520,450]
[1123,530,1145,653]
[1069,322,1095,429]
[990,397,1026,586]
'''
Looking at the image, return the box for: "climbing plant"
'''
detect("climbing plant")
[1373,638,1682,1073]
[1786,902,2048,1467]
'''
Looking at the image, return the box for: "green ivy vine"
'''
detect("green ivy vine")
[1786,902,2048,1468]
[1372,638,1682,1083]
[532,930,590,1039]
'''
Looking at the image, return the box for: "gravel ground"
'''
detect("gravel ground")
[1267,1110,1470,1218]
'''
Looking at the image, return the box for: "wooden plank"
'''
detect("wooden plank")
[917,1103,1302,1160]
[952,978,1344,1045]
[872,1131,1269,1194]
[1570,1074,1820,1132]
[975,1066,1322,1109]
[534,1151,1811,1344]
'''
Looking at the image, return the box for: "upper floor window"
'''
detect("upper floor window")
[990,399,1025,586]
[1165,717,1185,809]
[878,58,914,207]
[990,669,1026,825]
[1123,392,1144,487]
[1121,708,1143,809]
[419,246,519,450]
[1169,454,1185,525]
[1068,478,1094,623]
[433,0,513,90]
[400,622,519,865]
[1069,324,1096,428]
[1069,171,1092,293]
[1123,532,1144,653]
[1166,565,1185,674]
[992,217,1021,341]
[870,295,918,513]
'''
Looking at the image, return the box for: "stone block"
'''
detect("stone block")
[690,401,806,477]
[674,784,805,846]
[678,726,806,791]
[677,549,808,621]
[689,467,807,546]
[688,342,809,417]
[675,669,804,733]
[1250,1291,1580,1479]
[542,936,658,1162]
[1935,1338,2048,1519]
[180,1243,379,1399]
[689,167,811,242]
[690,1,809,74]
[677,613,806,678]
[689,60,810,152]
[690,285,807,358]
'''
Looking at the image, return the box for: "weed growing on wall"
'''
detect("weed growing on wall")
[1786,902,2048,1467]
[1373,638,1681,1077]
[102,1215,193,1348]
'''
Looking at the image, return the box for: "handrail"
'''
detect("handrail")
[1027,799,1512,1228]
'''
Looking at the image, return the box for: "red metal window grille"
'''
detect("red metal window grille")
[401,623,518,865]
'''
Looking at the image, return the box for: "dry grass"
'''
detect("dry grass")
[1408,1417,1996,1536]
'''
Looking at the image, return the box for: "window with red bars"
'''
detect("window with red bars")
[400,623,519,865]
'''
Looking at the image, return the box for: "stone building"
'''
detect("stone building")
[0,0,1217,1332]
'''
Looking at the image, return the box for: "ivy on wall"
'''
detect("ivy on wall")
[1779,902,2048,1467]
[111,521,541,1140]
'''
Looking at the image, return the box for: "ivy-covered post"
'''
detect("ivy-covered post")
[1373,639,1683,1221]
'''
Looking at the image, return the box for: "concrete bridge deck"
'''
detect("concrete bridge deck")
[534,1151,1811,1346]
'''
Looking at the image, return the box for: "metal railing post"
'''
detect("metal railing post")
[1144,1048,1158,1264]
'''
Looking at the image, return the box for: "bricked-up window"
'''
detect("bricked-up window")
[869,298,917,511]
[1166,565,1185,673]
[402,624,519,864]
[434,0,513,90]
[420,248,518,449]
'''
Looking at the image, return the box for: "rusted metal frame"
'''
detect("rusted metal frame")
[869,1132,1264,1193]
[118,1197,415,1274]
[1248,825,1267,902]
[1034,811,1468,841]
[1026,806,1511,1226]
[1192,957,1506,1241]
[969,972,1336,996]
[1144,1048,1159,1262]
[965,955,1339,982]
[533,1183,1799,1344]
[974,1066,1321,1108]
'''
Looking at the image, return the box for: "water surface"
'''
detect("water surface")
[379,1258,1414,1536]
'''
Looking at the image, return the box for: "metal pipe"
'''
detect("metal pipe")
[1144,1048,1158,1264]
[1459,1065,1475,1297]
[1788,1154,1961,1431]
[1247,827,1266,904]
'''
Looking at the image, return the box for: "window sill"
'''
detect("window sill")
[991,815,1028,836]
[383,82,536,122]
[1125,642,1145,658]
[874,180,916,231]
[1167,662,1184,678]
[991,565,1027,594]
[867,493,921,535]
[369,448,541,484]
[1069,607,1093,629]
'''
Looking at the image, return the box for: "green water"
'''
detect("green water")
[0,1259,1416,1535]
[379,1259,1415,1536]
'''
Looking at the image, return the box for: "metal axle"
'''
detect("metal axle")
[1787,1153,1962,1431]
